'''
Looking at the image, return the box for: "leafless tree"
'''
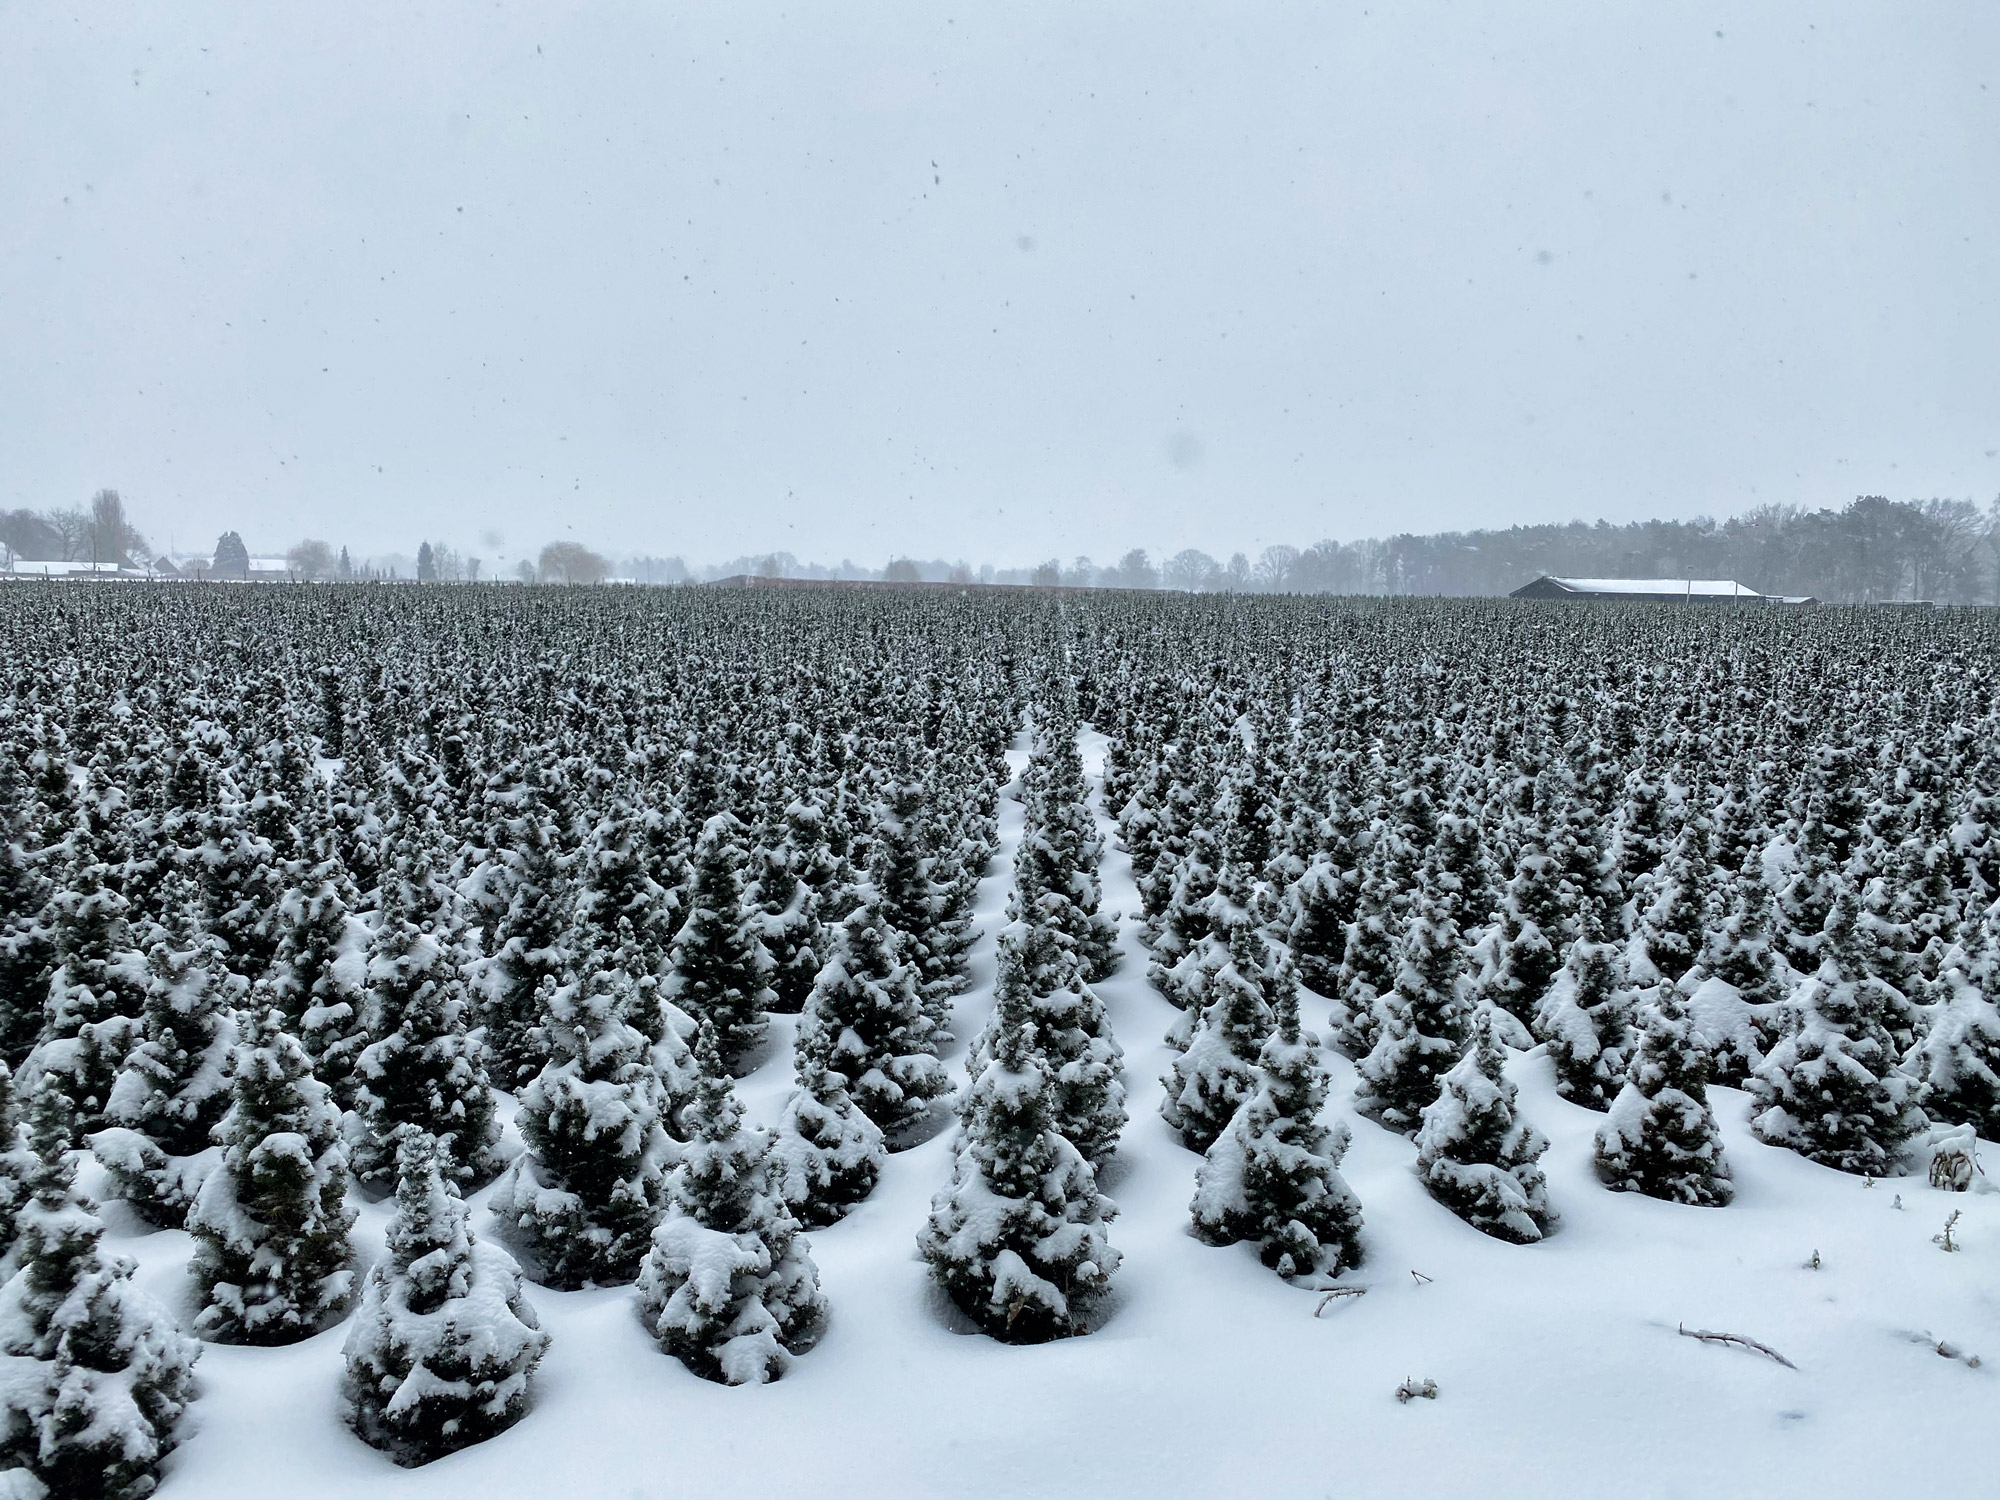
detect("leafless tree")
[89,489,146,565]
[537,541,610,585]
[1162,549,1218,592]
[287,539,336,580]
[47,506,91,562]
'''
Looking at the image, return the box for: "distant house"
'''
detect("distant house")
[1509,576,1797,604]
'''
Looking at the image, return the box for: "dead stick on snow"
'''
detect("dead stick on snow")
[1678,1323,1797,1369]
[1314,1288,1367,1316]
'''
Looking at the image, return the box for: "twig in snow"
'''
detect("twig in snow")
[1678,1323,1797,1369]
[1933,1209,1962,1252]
[1410,1269,1433,1287]
[1314,1287,1367,1317]
[1394,1377,1438,1403]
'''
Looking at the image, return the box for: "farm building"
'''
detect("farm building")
[1508,575,1813,604]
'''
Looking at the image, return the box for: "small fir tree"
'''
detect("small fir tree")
[1749,891,1926,1175]
[797,904,948,1138]
[664,815,773,1070]
[748,838,823,1015]
[637,1023,825,1385]
[467,783,569,1089]
[1356,880,1470,1134]
[1160,927,1273,1153]
[188,1010,356,1344]
[1594,988,1734,1206]
[769,1018,885,1228]
[1191,963,1364,1278]
[1533,929,1637,1111]
[1413,1009,1554,1244]
[918,973,1120,1343]
[0,1082,200,1500]
[1912,932,2000,1141]
[1284,852,1353,1000]
[349,868,500,1190]
[488,961,671,1288]
[269,848,372,1105]
[34,795,149,1133]
[89,915,241,1226]
[0,1064,36,1254]
[342,1128,550,1467]
[1470,844,1565,1027]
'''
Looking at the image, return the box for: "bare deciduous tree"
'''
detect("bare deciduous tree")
[537,541,610,585]
[287,540,336,580]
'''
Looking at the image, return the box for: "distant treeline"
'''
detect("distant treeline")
[11,490,1995,603]
[715,494,2000,604]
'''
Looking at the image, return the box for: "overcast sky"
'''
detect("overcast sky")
[4,3,1995,569]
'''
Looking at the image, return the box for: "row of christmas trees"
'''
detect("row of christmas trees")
[1096,623,1998,1226]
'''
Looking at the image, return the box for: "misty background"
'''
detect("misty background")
[4,3,1997,587]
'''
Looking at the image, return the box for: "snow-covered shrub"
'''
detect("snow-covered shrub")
[1161,927,1273,1153]
[797,904,947,1138]
[348,856,500,1191]
[1355,876,1471,1134]
[88,915,239,1227]
[1911,934,2000,1141]
[1534,937,1636,1112]
[665,814,773,1070]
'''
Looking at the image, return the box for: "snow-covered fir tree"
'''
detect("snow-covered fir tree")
[796,903,947,1138]
[0,757,53,1070]
[1191,962,1363,1278]
[188,1010,356,1344]
[1414,1008,1554,1243]
[0,1080,199,1500]
[1161,926,1274,1153]
[32,789,149,1134]
[1284,852,1353,1001]
[268,841,372,1106]
[664,813,773,1071]
[1912,926,2000,1140]
[1356,875,1471,1134]
[1470,841,1566,1027]
[348,857,500,1190]
[489,958,671,1288]
[918,968,1119,1343]
[1533,917,1638,1111]
[1749,890,1926,1175]
[769,1013,885,1228]
[746,834,823,1015]
[467,772,570,1089]
[0,1064,36,1256]
[343,1127,550,1467]
[637,1022,824,1384]
[1594,987,1734,1206]
[89,901,240,1227]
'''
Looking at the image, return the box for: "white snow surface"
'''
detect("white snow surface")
[94,728,1996,1499]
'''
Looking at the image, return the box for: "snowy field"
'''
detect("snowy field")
[93,728,1994,1500]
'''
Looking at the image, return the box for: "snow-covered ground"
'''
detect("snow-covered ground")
[101,727,1994,1499]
